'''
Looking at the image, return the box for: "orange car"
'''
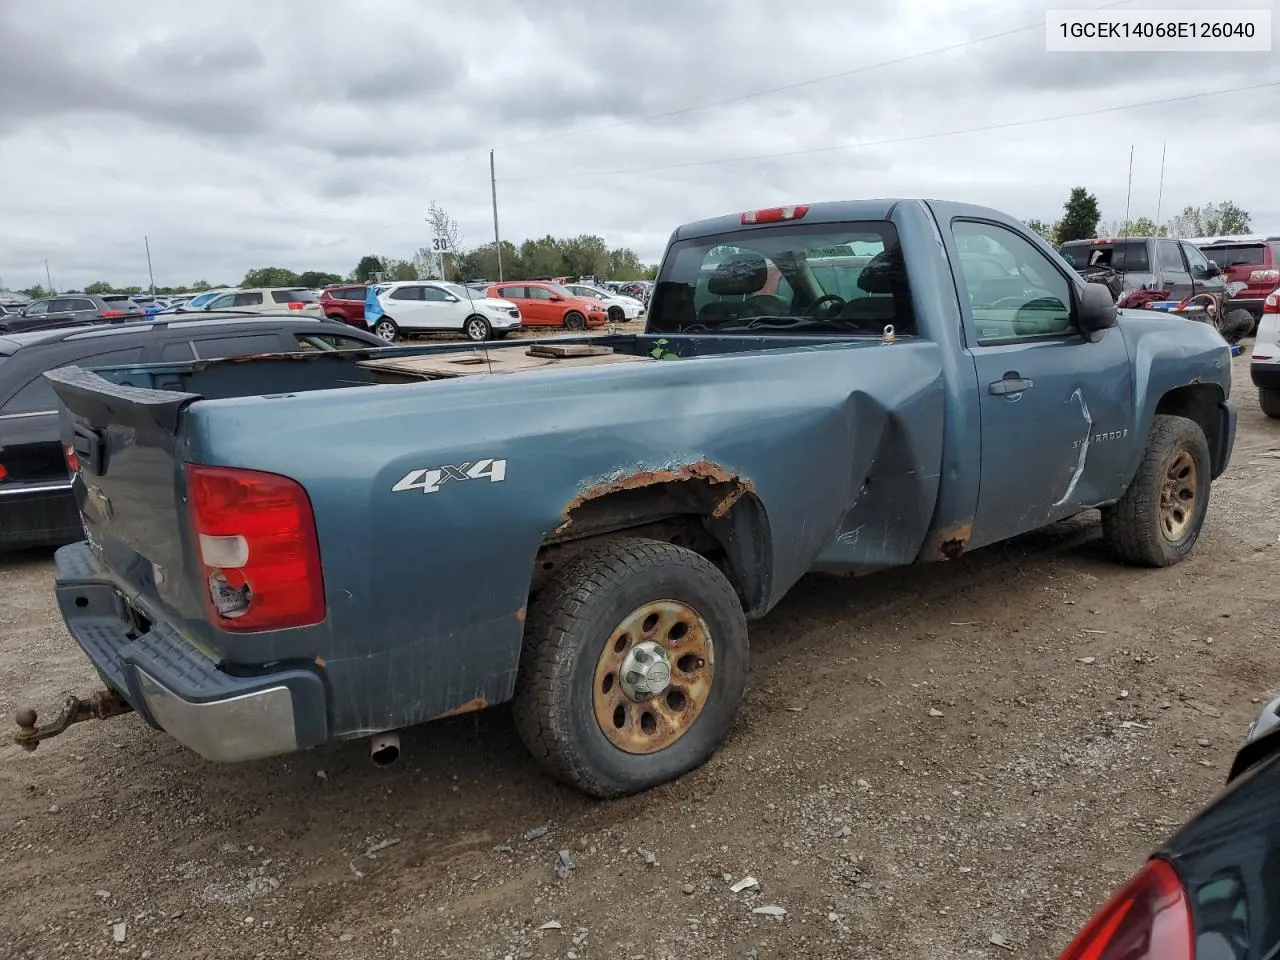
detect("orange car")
[486,281,608,330]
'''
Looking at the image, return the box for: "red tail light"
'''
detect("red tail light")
[1249,269,1279,284]
[287,302,307,310]
[185,464,325,633]
[0,463,7,481]
[741,204,810,224]
[1264,292,1278,315]
[100,310,125,319]
[63,443,79,473]
[1057,858,1192,960]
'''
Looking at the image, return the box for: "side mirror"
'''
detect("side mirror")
[443,294,459,302]
[549,294,564,302]
[1206,261,1222,278]
[1077,281,1118,333]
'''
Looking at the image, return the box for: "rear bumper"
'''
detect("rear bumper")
[53,542,328,762]
[1229,297,1265,318]
[0,481,81,550]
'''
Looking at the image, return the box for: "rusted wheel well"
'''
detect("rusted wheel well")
[532,472,771,615]
[1155,383,1227,474]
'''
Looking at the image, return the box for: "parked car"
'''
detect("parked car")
[318,283,367,328]
[0,314,386,551]
[1056,694,1280,960]
[21,199,1235,802]
[1057,236,1226,302]
[0,294,145,333]
[1248,290,1280,417]
[129,295,168,316]
[365,281,522,343]
[197,288,323,317]
[484,281,608,329]
[562,283,645,322]
[1192,234,1280,322]
[162,289,235,313]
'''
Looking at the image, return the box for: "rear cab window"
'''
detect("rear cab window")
[647,220,916,336]
[1058,239,1151,273]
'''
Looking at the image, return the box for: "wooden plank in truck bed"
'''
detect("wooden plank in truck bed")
[358,344,654,382]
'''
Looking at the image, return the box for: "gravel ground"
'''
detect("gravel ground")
[2,349,1278,960]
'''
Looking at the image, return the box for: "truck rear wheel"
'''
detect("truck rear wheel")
[1101,414,1211,567]
[513,537,748,798]
[1259,387,1280,419]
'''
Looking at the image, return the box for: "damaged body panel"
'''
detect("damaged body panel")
[26,197,1235,768]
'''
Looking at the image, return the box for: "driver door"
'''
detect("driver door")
[951,218,1134,550]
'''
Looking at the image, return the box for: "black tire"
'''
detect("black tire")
[464,315,492,342]
[513,537,748,799]
[372,317,399,344]
[1220,308,1255,344]
[1102,414,1211,567]
[1260,387,1280,419]
[607,305,625,323]
[493,330,510,339]
[563,311,586,331]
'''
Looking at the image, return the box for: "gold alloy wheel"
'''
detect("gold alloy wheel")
[592,599,715,755]
[1159,449,1198,542]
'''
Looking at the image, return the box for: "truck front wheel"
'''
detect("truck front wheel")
[1102,414,1211,567]
[513,537,748,798]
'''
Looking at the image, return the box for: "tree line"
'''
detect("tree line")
[1025,188,1253,246]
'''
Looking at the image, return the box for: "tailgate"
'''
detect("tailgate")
[44,363,201,619]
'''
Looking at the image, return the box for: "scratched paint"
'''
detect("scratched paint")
[1053,388,1093,509]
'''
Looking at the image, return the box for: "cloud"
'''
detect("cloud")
[0,0,1276,291]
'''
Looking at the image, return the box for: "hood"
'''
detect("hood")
[476,296,518,309]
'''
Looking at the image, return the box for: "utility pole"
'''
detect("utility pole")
[1154,142,1167,233]
[1121,144,1134,237]
[490,149,503,281]
[44,259,53,295]
[144,235,156,294]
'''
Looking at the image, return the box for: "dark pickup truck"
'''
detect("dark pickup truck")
[17,199,1236,799]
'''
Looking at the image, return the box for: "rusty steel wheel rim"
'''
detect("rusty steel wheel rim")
[1159,449,1198,541]
[592,599,715,755]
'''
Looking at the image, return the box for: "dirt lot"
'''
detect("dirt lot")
[2,349,1278,960]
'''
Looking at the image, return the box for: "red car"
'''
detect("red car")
[485,282,608,329]
[318,284,367,328]
[1196,235,1280,322]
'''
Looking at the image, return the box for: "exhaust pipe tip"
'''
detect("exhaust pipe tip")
[370,732,401,767]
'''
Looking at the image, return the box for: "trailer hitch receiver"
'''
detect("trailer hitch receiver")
[13,690,134,752]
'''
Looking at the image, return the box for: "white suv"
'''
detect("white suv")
[1250,290,1280,417]
[201,288,324,317]
[562,284,644,322]
[370,281,522,343]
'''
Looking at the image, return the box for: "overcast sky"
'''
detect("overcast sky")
[1,0,1276,291]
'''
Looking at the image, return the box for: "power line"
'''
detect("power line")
[359,0,1136,217]
[500,80,1280,185]
[495,0,1136,151]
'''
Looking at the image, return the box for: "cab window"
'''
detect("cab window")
[648,220,915,336]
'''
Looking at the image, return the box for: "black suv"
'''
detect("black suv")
[0,313,385,550]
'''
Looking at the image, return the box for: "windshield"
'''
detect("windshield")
[442,283,475,299]
[647,220,915,335]
[1202,244,1266,267]
[547,284,577,299]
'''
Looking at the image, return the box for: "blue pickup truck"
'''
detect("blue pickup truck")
[16,199,1236,799]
